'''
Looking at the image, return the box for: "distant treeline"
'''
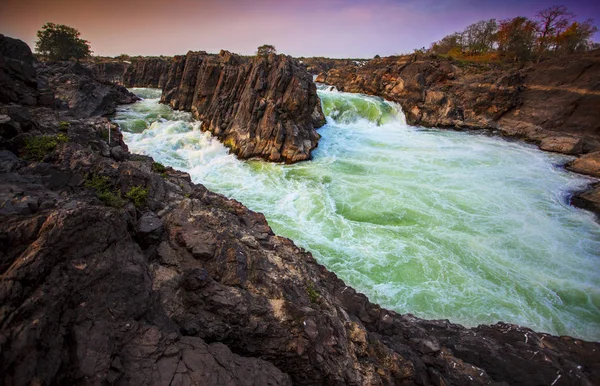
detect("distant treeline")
[427,5,598,62]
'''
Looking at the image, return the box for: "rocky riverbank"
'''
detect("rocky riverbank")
[308,52,600,217]
[87,52,326,163]
[160,50,325,163]
[2,35,600,385]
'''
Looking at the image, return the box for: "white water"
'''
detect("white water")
[114,87,600,341]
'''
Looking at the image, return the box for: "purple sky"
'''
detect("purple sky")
[1,0,599,58]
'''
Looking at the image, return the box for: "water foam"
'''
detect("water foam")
[114,89,600,341]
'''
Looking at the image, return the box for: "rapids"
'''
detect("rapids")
[112,87,600,341]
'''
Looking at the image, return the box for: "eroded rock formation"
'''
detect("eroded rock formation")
[122,57,172,88]
[161,50,325,163]
[37,61,138,118]
[88,52,326,163]
[2,36,600,386]
[313,52,600,154]
[312,52,600,217]
[0,34,42,106]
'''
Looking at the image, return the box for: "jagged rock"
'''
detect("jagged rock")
[0,34,39,106]
[122,57,172,88]
[314,51,600,155]
[2,35,600,386]
[37,61,138,118]
[161,50,325,163]
[567,151,600,177]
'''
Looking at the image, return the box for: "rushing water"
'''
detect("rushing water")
[113,87,600,341]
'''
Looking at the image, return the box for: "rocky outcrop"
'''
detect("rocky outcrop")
[86,56,173,88]
[3,36,599,386]
[37,61,138,118]
[160,50,325,163]
[315,52,600,217]
[2,107,600,385]
[0,34,42,106]
[88,52,325,163]
[122,57,172,88]
[88,60,127,84]
[315,51,600,155]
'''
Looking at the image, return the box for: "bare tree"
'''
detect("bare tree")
[536,5,574,56]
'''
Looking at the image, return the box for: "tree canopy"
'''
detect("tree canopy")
[256,44,277,57]
[35,23,92,61]
[428,5,598,62]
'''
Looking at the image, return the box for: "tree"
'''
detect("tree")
[497,17,539,62]
[35,23,91,61]
[536,5,574,55]
[556,20,599,53]
[462,19,498,54]
[430,32,463,55]
[256,44,277,57]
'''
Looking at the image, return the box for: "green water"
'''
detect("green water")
[113,87,600,341]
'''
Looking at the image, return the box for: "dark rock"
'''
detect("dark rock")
[315,51,600,154]
[0,34,38,106]
[123,57,172,88]
[2,35,599,386]
[36,61,138,118]
[0,150,20,172]
[137,212,164,246]
[161,51,325,163]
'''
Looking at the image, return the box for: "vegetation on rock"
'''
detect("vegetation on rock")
[85,174,125,208]
[125,185,149,208]
[24,134,67,161]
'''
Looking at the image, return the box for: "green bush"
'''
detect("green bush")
[24,135,58,161]
[58,121,70,131]
[85,174,125,208]
[152,162,166,173]
[125,185,148,208]
[306,282,320,304]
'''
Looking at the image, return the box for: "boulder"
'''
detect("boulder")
[567,151,600,177]
[36,61,138,118]
[0,34,39,105]
[539,135,584,154]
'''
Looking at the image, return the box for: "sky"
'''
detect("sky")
[1,0,599,58]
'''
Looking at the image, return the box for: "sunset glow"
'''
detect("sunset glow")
[2,0,599,57]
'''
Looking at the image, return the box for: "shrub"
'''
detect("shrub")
[85,174,125,208]
[125,185,148,208]
[306,282,320,304]
[152,162,166,173]
[24,135,58,161]
[58,121,70,131]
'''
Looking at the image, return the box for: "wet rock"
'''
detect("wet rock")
[315,51,600,155]
[539,136,584,155]
[161,51,325,163]
[571,184,600,215]
[567,151,600,177]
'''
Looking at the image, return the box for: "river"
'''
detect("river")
[112,87,600,341]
